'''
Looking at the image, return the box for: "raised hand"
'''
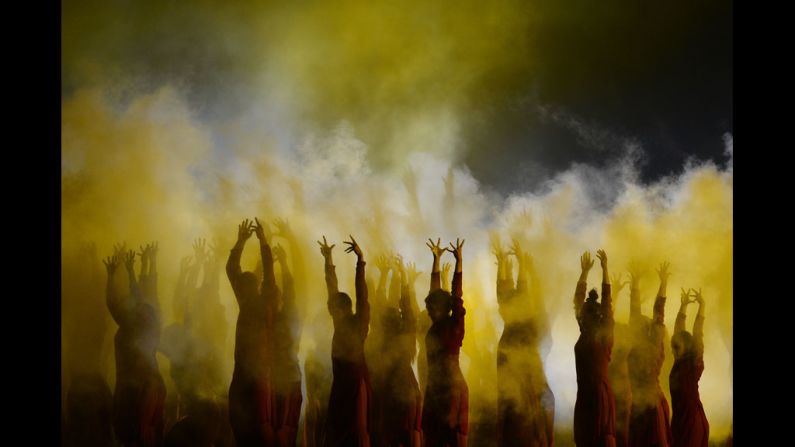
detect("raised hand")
[123,250,136,271]
[580,251,594,272]
[595,249,607,269]
[103,255,119,276]
[193,238,208,263]
[238,219,255,243]
[253,217,271,243]
[680,288,695,306]
[138,244,151,263]
[317,236,335,259]
[612,273,629,294]
[508,238,524,261]
[393,254,404,272]
[147,241,158,259]
[272,243,287,263]
[691,288,704,305]
[343,235,363,260]
[656,261,672,283]
[375,254,391,273]
[426,238,448,259]
[448,238,465,262]
[272,218,292,237]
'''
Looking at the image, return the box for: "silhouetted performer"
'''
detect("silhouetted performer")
[105,244,166,447]
[417,261,449,401]
[627,262,672,447]
[494,237,554,446]
[319,235,372,447]
[606,274,631,447]
[669,288,709,447]
[227,218,278,446]
[368,252,395,437]
[374,257,423,446]
[271,241,304,446]
[422,238,468,447]
[573,250,615,447]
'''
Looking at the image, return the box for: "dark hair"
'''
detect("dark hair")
[425,288,452,309]
[587,288,599,301]
[337,292,353,310]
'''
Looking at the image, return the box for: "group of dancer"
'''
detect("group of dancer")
[62,216,711,447]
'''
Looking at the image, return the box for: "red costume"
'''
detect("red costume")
[227,240,277,446]
[669,312,709,447]
[324,260,372,447]
[573,280,616,447]
[422,271,468,447]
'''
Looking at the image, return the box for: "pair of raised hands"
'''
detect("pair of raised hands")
[317,235,363,259]
[580,250,608,271]
[680,288,704,306]
[426,237,465,261]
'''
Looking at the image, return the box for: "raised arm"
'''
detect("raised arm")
[254,218,278,298]
[596,250,612,318]
[123,250,141,301]
[388,255,403,306]
[318,236,338,298]
[628,261,643,326]
[401,261,420,332]
[653,262,671,326]
[674,288,690,336]
[145,242,160,316]
[692,288,705,358]
[344,236,369,335]
[492,234,512,303]
[104,255,128,326]
[173,255,193,323]
[448,239,466,339]
[574,251,593,319]
[227,219,254,300]
[138,244,150,285]
[426,238,446,293]
[374,254,390,308]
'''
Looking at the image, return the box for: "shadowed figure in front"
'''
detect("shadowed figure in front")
[319,235,372,447]
[493,236,554,447]
[669,288,709,447]
[104,243,166,447]
[573,250,615,447]
[226,218,279,446]
[422,238,468,447]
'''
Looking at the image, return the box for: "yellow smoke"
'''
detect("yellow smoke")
[62,0,732,442]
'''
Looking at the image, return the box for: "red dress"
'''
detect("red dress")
[669,313,709,447]
[573,281,616,447]
[227,242,277,447]
[422,271,468,447]
[324,261,372,447]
